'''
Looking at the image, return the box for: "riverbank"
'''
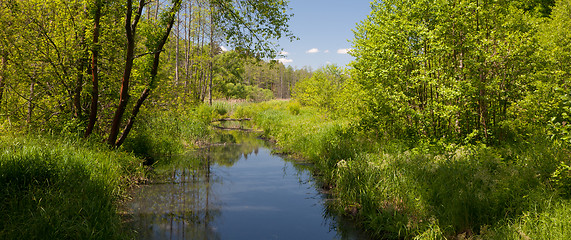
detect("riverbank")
[236,100,571,239]
[0,134,144,239]
[3,100,569,239]
[0,104,230,239]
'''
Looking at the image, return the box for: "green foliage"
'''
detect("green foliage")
[488,200,571,239]
[246,101,571,239]
[213,0,297,59]
[551,161,571,198]
[0,135,143,239]
[220,81,274,102]
[247,85,274,102]
[286,101,301,115]
[350,0,550,143]
[292,65,364,118]
[122,105,213,159]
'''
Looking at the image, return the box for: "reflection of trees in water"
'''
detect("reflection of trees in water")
[202,130,267,167]
[130,151,221,240]
[128,131,368,239]
[129,131,266,240]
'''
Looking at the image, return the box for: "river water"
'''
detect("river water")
[125,131,368,240]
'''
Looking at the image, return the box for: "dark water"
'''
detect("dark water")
[125,131,368,240]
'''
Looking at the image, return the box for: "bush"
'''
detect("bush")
[287,101,301,115]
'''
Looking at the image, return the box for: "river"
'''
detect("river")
[124,130,369,240]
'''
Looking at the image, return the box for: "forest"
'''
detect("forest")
[1,0,571,239]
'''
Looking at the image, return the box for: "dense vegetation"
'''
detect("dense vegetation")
[255,0,571,238]
[0,0,307,147]
[238,100,570,239]
[0,0,299,238]
[0,134,144,239]
[1,0,571,239]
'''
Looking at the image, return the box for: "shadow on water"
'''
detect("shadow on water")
[125,130,370,240]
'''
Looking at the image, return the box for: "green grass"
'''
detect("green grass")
[121,105,216,160]
[0,134,144,239]
[242,101,571,239]
[488,200,571,239]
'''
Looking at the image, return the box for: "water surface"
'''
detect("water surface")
[126,131,367,239]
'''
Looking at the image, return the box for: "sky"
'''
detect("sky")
[274,0,373,70]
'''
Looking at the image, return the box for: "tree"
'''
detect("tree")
[84,0,103,138]
[107,0,182,147]
[351,0,545,142]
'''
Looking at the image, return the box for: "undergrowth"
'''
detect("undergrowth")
[242,100,571,239]
[0,134,144,239]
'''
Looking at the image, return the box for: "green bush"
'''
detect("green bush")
[287,101,301,115]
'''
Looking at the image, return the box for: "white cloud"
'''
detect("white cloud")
[306,48,319,54]
[220,46,229,52]
[324,50,330,53]
[337,48,351,54]
[279,51,289,55]
[276,58,293,64]
[325,61,332,65]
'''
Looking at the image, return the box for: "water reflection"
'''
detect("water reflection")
[126,131,367,240]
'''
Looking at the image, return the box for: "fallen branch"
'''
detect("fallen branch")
[211,118,252,122]
[211,125,260,132]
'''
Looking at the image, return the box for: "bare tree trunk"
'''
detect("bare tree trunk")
[108,0,144,147]
[188,1,195,98]
[198,2,205,102]
[184,1,191,92]
[175,10,179,85]
[209,2,214,105]
[154,0,160,20]
[84,0,102,138]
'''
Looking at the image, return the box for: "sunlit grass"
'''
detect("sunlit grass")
[244,101,571,239]
[0,134,144,239]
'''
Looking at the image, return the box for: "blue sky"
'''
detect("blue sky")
[275,0,372,70]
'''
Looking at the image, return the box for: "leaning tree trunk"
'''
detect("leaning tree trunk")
[115,0,182,148]
[107,0,144,147]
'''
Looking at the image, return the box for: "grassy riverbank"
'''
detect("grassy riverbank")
[3,100,569,239]
[235,100,571,239]
[0,105,222,239]
[0,134,144,239]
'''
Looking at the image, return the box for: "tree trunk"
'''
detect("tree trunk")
[116,0,182,148]
[73,29,88,120]
[209,2,214,105]
[175,11,179,85]
[107,0,144,147]
[27,82,35,123]
[84,0,102,138]
[0,52,6,110]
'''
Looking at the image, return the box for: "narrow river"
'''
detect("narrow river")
[125,131,369,239]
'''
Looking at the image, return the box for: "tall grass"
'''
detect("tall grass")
[0,134,143,239]
[121,105,216,160]
[244,101,571,239]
